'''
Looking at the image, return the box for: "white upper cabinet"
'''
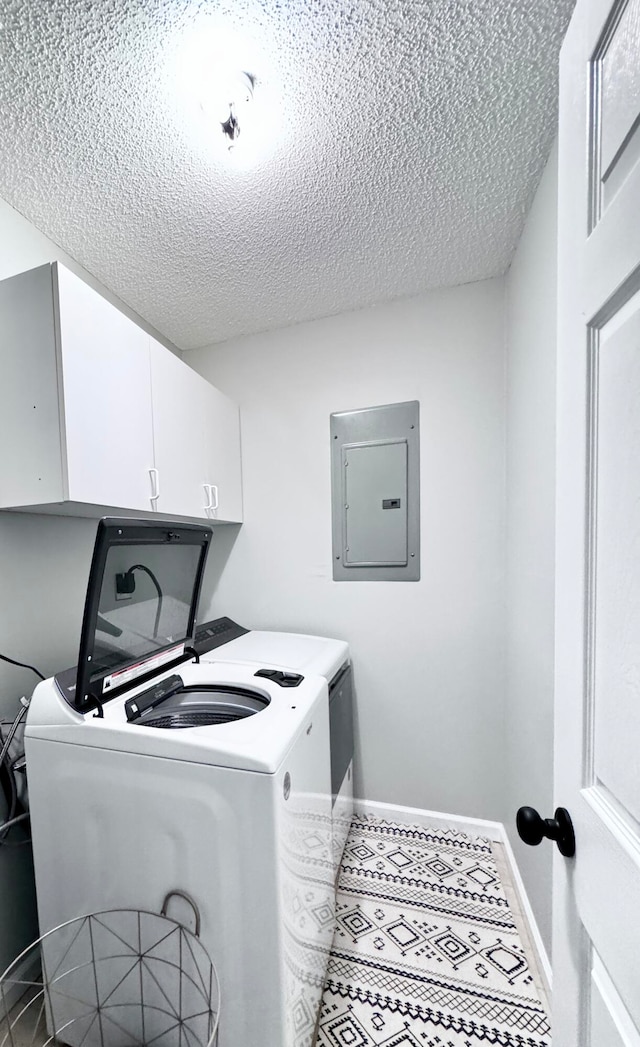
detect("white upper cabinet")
[149,338,243,524]
[56,265,155,511]
[200,376,243,525]
[0,264,64,509]
[0,262,242,523]
[149,338,211,520]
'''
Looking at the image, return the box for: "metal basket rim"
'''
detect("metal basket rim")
[0,906,221,1018]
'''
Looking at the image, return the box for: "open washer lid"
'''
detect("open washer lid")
[63,518,212,713]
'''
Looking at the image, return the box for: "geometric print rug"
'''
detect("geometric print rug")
[316,814,551,1047]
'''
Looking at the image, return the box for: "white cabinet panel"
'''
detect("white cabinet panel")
[0,265,63,508]
[201,382,243,524]
[149,338,209,519]
[150,340,243,523]
[56,266,154,511]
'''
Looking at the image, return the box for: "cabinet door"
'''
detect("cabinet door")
[202,382,243,523]
[56,265,155,510]
[149,338,210,519]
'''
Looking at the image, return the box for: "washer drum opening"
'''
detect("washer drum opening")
[137,685,270,729]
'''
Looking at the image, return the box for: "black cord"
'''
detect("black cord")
[0,704,28,845]
[127,564,163,638]
[0,652,45,681]
[1,731,20,845]
[0,699,30,848]
[0,759,17,843]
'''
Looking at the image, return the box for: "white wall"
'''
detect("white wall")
[504,142,558,960]
[190,279,508,821]
[0,198,178,975]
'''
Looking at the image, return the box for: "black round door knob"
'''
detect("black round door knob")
[516,806,576,858]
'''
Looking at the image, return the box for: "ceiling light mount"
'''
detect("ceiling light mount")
[222,108,240,142]
[217,70,256,148]
[176,26,275,166]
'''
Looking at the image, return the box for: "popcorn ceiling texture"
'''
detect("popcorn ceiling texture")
[0,0,575,349]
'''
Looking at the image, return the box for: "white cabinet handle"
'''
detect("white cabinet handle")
[149,468,160,507]
[202,484,218,517]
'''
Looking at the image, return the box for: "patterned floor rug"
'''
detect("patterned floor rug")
[316,814,551,1047]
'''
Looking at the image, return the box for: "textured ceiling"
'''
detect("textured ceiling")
[0,0,575,349]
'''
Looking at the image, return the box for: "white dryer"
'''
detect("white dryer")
[192,622,354,880]
[25,520,334,1047]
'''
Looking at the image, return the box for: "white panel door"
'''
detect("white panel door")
[555,0,640,1039]
[149,338,210,519]
[56,265,155,510]
[201,381,243,523]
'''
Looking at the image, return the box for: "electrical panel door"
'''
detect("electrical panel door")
[331,401,419,581]
[343,440,408,566]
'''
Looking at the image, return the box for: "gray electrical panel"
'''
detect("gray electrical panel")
[331,401,420,581]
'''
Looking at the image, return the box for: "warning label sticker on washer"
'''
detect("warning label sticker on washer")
[102,643,185,692]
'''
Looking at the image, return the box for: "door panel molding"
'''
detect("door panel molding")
[588,0,639,230]
[591,950,640,1044]
[584,784,640,867]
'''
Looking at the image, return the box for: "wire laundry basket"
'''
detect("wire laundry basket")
[0,892,220,1047]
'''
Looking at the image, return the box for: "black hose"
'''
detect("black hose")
[0,758,17,841]
[0,812,29,833]
[0,704,29,844]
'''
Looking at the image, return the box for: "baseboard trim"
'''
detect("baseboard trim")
[353,798,552,994]
[353,798,504,841]
[498,824,553,993]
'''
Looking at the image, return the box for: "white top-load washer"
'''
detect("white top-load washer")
[25,519,334,1047]
[192,622,354,879]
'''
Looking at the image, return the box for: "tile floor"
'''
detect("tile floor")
[316,814,551,1047]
